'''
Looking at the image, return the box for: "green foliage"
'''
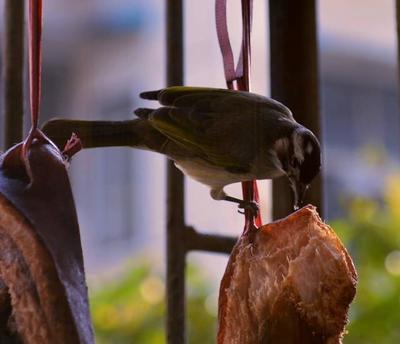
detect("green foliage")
[89,262,217,344]
[333,174,400,343]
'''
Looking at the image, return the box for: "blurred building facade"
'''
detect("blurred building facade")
[319,0,399,218]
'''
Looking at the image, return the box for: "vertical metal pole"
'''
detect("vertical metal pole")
[269,0,322,220]
[396,1,400,101]
[166,1,186,343]
[2,0,25,149]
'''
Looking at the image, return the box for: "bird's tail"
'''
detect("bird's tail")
[134,107,153,120]
[42,118,164,151]
[139,90,162,100]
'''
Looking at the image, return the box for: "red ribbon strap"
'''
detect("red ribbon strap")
[215,0,262,231]
[29,0,42,130]
[22,0,81,177]
[215,0,253,89]
[19,0,45,182]
[215,0,236,85]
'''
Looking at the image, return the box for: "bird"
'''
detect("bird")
[42,86,321,212]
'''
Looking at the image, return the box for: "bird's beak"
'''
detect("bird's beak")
[291,180,309,210]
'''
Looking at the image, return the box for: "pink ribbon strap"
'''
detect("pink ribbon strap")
[29,0,42,130]
[215,0,262,230]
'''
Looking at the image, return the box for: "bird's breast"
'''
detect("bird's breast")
[174,159,250,188]
[174,157,284,188]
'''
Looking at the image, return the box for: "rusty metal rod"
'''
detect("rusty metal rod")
[269,0,322,220]
[166,0,186,343]
[2,0,25,149]
[184,227,237,254]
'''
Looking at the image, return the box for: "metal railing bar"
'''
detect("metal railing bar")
[269,0,322,220]
[184,227,237,254]
[166,0,186,343]
[396,0,400,104]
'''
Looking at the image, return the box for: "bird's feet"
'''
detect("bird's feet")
[221,195,259,218]
[237,200,259,217]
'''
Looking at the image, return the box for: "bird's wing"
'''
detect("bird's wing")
[141,86,295,122]
[140,87,294,170]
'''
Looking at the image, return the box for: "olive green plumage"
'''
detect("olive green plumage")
[42,86,321,209]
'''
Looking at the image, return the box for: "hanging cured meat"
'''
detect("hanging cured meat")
[0,1,93,342]
[218,206,357,344]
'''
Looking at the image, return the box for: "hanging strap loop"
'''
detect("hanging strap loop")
[29,0,42,130]
[19,0,45,182]
[215,0,262,231]
[215,0,253,89]
[215,0,236,85]
[23,0,44,150]
[19,0,81,181]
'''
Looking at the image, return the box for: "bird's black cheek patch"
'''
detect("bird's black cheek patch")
[300,154,321,184]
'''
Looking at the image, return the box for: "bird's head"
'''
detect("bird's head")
[276,127,321,209]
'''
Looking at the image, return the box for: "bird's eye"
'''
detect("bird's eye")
[305,142,313,154]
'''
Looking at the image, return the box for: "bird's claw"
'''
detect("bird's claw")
[237,201,259,217]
